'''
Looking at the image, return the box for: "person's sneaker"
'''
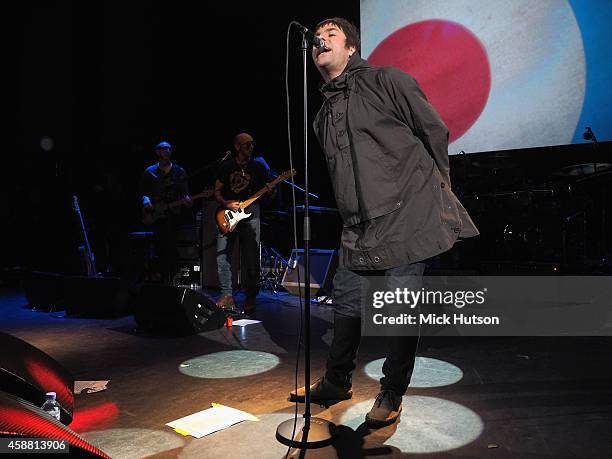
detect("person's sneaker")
[243,297,256,315]
[289,377,352,408]
[216,294,236,310]
[365,390,403,428]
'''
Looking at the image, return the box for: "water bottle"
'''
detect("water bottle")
[41,392,61,421]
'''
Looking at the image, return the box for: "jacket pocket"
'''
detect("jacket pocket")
[353,137,402,219]
[425,157,462,232]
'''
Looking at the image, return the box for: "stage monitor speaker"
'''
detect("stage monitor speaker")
[63,276,123,318]
[0,390,111,458]
[134,285,226,335]
[23,271,64,311]
[281,249,338,296]
[0,332,74,425]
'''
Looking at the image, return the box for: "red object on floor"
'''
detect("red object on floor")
[0,390,111,458]
[68,401,120,432]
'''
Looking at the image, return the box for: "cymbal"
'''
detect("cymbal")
[469,153,517,170]
[552,163,612,177]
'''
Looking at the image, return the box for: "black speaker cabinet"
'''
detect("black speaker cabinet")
[134,285,226,335]
[281,249,338,296]
[23,271,64,311]
[63,276,123,318]
[0,332,74,425]
[0,391,111,458]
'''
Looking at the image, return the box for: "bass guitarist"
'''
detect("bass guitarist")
[140,141,192,284]
[214,132,275,313]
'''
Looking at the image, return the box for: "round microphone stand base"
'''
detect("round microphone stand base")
[275,417,336,449]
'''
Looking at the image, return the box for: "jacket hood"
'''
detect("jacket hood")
[320,53,372,95]
[343,53,372,74]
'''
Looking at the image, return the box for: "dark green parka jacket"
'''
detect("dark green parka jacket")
[313,54,478,270]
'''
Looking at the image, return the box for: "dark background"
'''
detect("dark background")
[5,1,360,275]
[5,1,612,277]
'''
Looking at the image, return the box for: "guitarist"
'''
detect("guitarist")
[214,132,275,313]
[140,141,192,284]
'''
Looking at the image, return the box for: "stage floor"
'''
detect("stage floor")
[1,287,612,458]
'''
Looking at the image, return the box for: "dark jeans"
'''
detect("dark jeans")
[326,262,426,395]
[216,215,261,298]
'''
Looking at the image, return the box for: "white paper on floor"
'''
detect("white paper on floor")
[166,404,258,438]
[231,319,262,327]
[74,380,110,394]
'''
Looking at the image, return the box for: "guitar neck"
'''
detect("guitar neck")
[166,190,211,210]
[240,189,267,210]
[72,196,97,276]
[239,174,287,209]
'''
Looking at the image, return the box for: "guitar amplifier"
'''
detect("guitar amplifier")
[176,224,202,288]
[174,262,202,288]
[281,249,338,296]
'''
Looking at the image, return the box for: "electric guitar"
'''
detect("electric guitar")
[216,169,296,234]
[72,195,98,277]
[142,188,214,226]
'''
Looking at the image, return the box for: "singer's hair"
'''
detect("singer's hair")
[315,17,360,53]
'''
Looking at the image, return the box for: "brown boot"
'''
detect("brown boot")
[243,296,256,315]
[289,376,352,408]
[365,390,403,428]
[216,294,236,310]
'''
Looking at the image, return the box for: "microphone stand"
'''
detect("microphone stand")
[270,171,319,199]
[188,152,231,179]
[585,129,608,259]
[276,34,336,450]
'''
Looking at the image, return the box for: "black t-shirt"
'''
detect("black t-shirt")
[216,158,268,201]
[140,163,189,205]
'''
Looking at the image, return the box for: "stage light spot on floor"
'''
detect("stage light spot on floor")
[364,357,463,388]
[339,396,483,453]
[81,428,184,459]
[179,350,280,378]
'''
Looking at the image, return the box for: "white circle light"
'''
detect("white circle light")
[81,428,184,459]
[364,357,464,388]
[179,350,280,379]
[340,396,483,453]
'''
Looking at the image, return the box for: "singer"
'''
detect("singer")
[214,133,276,314]
[289,18,479,427]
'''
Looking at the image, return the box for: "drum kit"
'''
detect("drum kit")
[257,151,611,277]
[458,151,612,266]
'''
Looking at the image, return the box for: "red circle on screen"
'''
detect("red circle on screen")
[368,20,491,143]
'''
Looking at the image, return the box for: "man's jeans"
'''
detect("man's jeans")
[216,213,261,298]
[326,262,426,395]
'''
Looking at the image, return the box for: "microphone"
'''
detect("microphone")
[219,150,232,162]
[293,22,326,49]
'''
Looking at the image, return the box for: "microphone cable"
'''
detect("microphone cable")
[283,20,304,458]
